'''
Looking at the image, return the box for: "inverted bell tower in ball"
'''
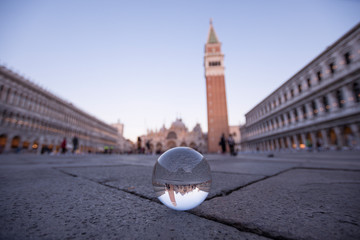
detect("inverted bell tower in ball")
[204,19,229,153]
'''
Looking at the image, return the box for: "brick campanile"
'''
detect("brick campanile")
[204,20,229,153]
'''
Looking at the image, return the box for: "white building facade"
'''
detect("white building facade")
[240,23,360,152]
[0,66,119,153]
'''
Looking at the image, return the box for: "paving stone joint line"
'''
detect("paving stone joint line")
[54,167,280,239]
[54,166,302,239]
[207,167,297,201]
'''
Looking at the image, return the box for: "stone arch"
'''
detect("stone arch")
[15,113,20,127]
[6,88,11,103]
[166,131,177,140]
[18,93,24,107]
[28,97,33,110]
[288,137,294,149]
[7,112,13,126]
[22,140,30,150]
[12,91,18,105]
[283,137,288,149]
[180,142,187,147]
[11,136,21,149]
[0,85,4,99]
[32,140,39,151]
[0,110,7,125]
[297,134,304,149]
[189,142,197,150]
[329,128,337,146]
[156,142,163,154]
[344,125,355,147]
[166,140,176,150]
[305,133,312,148]
[148,143,154,153]
[0,134,7,153]
[316,131,324,148]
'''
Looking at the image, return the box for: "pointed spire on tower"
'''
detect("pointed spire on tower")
[207,19,219,44]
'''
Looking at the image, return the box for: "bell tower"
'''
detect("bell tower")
[204,20,229,153]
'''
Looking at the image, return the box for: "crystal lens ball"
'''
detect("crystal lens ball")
[152,147,212,211]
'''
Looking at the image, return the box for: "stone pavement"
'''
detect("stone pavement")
[1,152,360,239]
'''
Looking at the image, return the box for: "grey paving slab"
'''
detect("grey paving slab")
[0,167,268,240]
[209,161,298,176]
[193,168,360,240]
[58,165,266,200]
[297,161,360,170]
[210,172,266,198]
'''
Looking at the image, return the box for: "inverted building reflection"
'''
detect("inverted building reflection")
[153,180,211,207]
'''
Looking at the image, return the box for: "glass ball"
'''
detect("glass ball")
[152,147,212,211]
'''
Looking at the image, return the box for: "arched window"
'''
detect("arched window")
[166,131,177,140]
[322,95,330,112]
[353,82,360,103]
[311,101,318,116]
[336,89,345,108]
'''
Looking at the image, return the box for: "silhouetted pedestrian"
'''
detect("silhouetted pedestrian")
[137,137,142,154]
[61,138,67,154]
[146,139,151,154]
[72,136,79,153]
[219,133,226,154]
[228,134,236,156]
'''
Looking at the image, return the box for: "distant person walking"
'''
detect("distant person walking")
[72,136,79,154]
[145,139,151,154]
[61,137,67,154]
[137,137,142,154]
[228,134,236,156]
[219,133,226,154]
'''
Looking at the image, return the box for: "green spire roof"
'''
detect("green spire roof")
[207,23,219,44]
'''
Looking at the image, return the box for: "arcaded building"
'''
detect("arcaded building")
[240,23,360,152]
[205,20,229,153]
[140,119,207,154]
[0,65,119,153]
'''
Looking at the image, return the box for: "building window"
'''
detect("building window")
[344,52,351,65]
[294,109,298,122]
[329,62,336,74]
[311,101,318,116]
[353,82,360,103]
[290,89,294,98]
[307,78,311,88]
[284,93,287,102]
[209,61,221,66]
[322,95,330,112]
[287,112,291,124]
[0,85,3,99]
[278,97,281,105]
[298,84,302,94]
[336,89,345,108]
[280,115,285,125]
[317,71,322,83]
[302,105,307,119]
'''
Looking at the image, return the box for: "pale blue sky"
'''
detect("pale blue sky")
[0,0,359,141]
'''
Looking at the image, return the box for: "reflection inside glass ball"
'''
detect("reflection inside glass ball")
[152,147,212,211]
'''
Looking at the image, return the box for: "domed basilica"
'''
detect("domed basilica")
[140,119,207,154]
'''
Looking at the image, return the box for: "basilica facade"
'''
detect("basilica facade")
[140,119,207,154]
[0,65,119,154]
[240,23,360,152]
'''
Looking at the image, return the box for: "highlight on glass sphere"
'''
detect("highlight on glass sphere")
[152,147,212,211]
